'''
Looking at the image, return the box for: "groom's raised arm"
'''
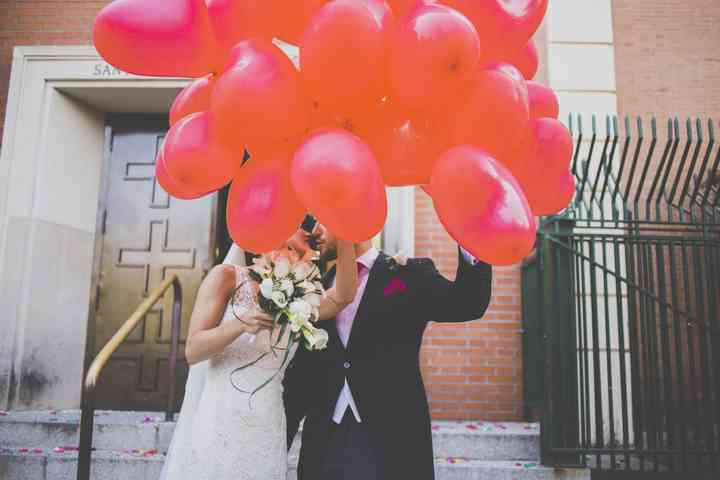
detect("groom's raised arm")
[415,247,492,323]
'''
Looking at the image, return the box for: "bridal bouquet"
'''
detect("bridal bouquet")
[247,252,329,351]
[231,251,328,397]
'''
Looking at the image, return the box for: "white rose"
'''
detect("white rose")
[289,299,312,321]
[304,293,322,308]
[274,256,291,278]
[292,261,312,281]
[271,290,288,308]
[280,279,294,296]
[314,328,329,349]
[251,256,272,276]
[289,310,309,333]
[303,326,329,350]
[260,278,274,299]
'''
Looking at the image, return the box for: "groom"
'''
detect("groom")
[283,223,493,480]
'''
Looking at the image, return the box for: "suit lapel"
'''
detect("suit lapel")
[345,252,392,354]
[319,265,344,355]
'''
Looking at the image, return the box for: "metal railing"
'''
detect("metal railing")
[76,274,183,480]
[528,115,720,476]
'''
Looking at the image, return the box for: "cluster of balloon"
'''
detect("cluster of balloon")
[93,0,574,265]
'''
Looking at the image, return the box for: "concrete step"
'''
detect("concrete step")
[0,411,541,462]
[0,449,589,480]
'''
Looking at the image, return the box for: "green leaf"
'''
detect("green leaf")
[247,269,262,283]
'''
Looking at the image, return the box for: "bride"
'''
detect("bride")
[160,226,358,480]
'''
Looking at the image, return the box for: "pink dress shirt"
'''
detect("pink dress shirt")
[331,247,380,423]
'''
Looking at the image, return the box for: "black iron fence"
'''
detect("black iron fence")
[527,115,720,476]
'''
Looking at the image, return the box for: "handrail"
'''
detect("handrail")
[77,274,183,480]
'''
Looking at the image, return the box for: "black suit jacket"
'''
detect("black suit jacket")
[283,249,492,480]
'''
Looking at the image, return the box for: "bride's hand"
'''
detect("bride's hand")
[237,309,275,334]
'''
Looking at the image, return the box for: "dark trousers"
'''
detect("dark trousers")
[320,411,378,480]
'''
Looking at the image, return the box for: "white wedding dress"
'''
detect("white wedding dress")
[160,265,298,480]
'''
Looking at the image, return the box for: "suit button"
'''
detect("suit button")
[343,361,351,369]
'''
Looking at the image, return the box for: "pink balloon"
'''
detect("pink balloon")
[300,0,392,112]
[388,3,481,115]
[504,40,539,80]
[443,0,547,60]
[169,74,216,126]
[163,112,238,193]
[291,129,387,241]
[227,147,307,253]
[210,40,308,153]
[93,0,219,77]
[451,63,530,170]
[527,81,559,119]
[430,145,536,265]
[155,145,213,200]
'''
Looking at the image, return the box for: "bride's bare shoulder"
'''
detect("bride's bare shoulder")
[201,264,240,293]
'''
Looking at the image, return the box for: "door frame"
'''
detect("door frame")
[86,113,220,409]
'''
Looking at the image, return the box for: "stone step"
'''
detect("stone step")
[0,411,541,462]
[0,449,588,480]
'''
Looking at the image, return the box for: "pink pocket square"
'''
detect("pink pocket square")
[384,277,408,297]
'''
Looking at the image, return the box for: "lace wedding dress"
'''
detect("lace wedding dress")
[160,265,297,480]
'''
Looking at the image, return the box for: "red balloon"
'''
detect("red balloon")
[513,118,574,215]
[528,118,573,172]
[208,0,328,52]
[444,0,547,60]
[291,129,387,241]
[308,97,384,140]
[430,145,536,265]
[504,40,539,80]
[451,63,530,171]
[155,145,213,200]
[369,101,449,186]
[521,169,575,216]
[227,147,306,253]
[276,0,330,45]
[300,0,392,112]
[527,81,560,119]
[93,0,219,77]
[210,40,308,153]
[388,3,481,115]
[206,0,273,53]
[386,0,426,16]
[169,74,216,126]
[163,112,238,193]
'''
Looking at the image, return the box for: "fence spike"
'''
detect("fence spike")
[668,119,695,206]
[646,119,674,209]
[678,119,704,209]
[623,117,645,203]
[692,119,716,205]
[634,118,658,209]
[652,118,681,220]
[612,117,633,202]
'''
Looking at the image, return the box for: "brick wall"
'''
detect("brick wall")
[613,0,720,120]
[0,1,110,146]
[416,189,524,421]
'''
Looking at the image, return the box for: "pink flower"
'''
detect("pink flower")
[383,277,407,297]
